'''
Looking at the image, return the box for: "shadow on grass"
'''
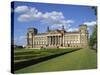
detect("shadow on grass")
[13,48,81,72]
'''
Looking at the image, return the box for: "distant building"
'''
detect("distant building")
[26,25,88,48]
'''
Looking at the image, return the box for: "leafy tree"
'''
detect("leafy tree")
[89,25,97,49]
[89,6,97,50]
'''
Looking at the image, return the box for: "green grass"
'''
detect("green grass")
[15,48,97,73]
[14,48,78,63]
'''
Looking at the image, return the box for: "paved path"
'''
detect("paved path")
[15,48,97,73]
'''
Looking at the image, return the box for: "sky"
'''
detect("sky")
[12,1,97,46]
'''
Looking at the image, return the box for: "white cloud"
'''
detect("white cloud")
[41,12,66,25]
[18,14,33,22]
[15,6,74,28]
[41,12,74,26]
[83,21,97,36]
[50,24,63,29]
[83,21,96,27]
[66,20,74,24]
[15,6,29,13]
[67,28,79,32]
[16,6,42,22]
[15,6,43,21]
[50,23,72,31]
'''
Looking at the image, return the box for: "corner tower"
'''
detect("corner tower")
[27,28,38,48]
[79,25,88,48]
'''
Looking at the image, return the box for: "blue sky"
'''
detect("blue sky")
[12,1,97,45]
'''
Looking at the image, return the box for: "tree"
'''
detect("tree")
[89,25,97,49]
[89,6,97,50]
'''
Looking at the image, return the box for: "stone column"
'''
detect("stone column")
[57,36,59,45]
[49,36,50,46]
[57,36,58,45]
[54,36,55,45]
[48,36,50,46]
[60,36,62,46]
[48,36,49,46]
[50,36,51,45]
[61,36,63,45]
[51,36,53,45]
[52,36,53,45]
[51,36,52,45]
[53,36,55,45]
[53,36,54,45]
[58,36,60,45]
[47,36,49,45]
[60,36,61,45]
[55,36,57,46]
[63,35,64,47]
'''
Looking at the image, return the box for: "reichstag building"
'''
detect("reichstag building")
[27,25,88,48]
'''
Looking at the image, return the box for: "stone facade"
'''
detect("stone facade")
[27,25,88,48]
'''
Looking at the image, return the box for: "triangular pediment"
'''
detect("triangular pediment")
[47,30,62,36]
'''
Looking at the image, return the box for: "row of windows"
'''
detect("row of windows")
[34,37,46,40]
[34,35,87,40]
[34,41,47,45]
[29,39,80,44]
[64,38,79,40]
[64,36,79,39]
[65,40,79,44]
[34,40,79,44]
[35,39,47,41]
[65,44,80,47]
[65,40,79,42]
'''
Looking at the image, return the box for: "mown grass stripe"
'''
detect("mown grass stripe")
[15,48,97,73]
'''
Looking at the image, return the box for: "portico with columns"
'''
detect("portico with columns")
[47,32,64,47]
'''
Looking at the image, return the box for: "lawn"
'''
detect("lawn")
[14,48,80,71]
[14,48,79,63]
[15,48,97,73]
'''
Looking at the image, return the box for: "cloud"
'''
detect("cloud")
[66,20,74,24]
[83,21,97,31]
[50,23,71,31]
[83,21,97,36]
[15,6,29,13]
[16,6,42,22]
[15,6,74,28]
[67,28,79,32]
[18,14,33,22]
[83,21,96,27]
[41,11,65,25]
